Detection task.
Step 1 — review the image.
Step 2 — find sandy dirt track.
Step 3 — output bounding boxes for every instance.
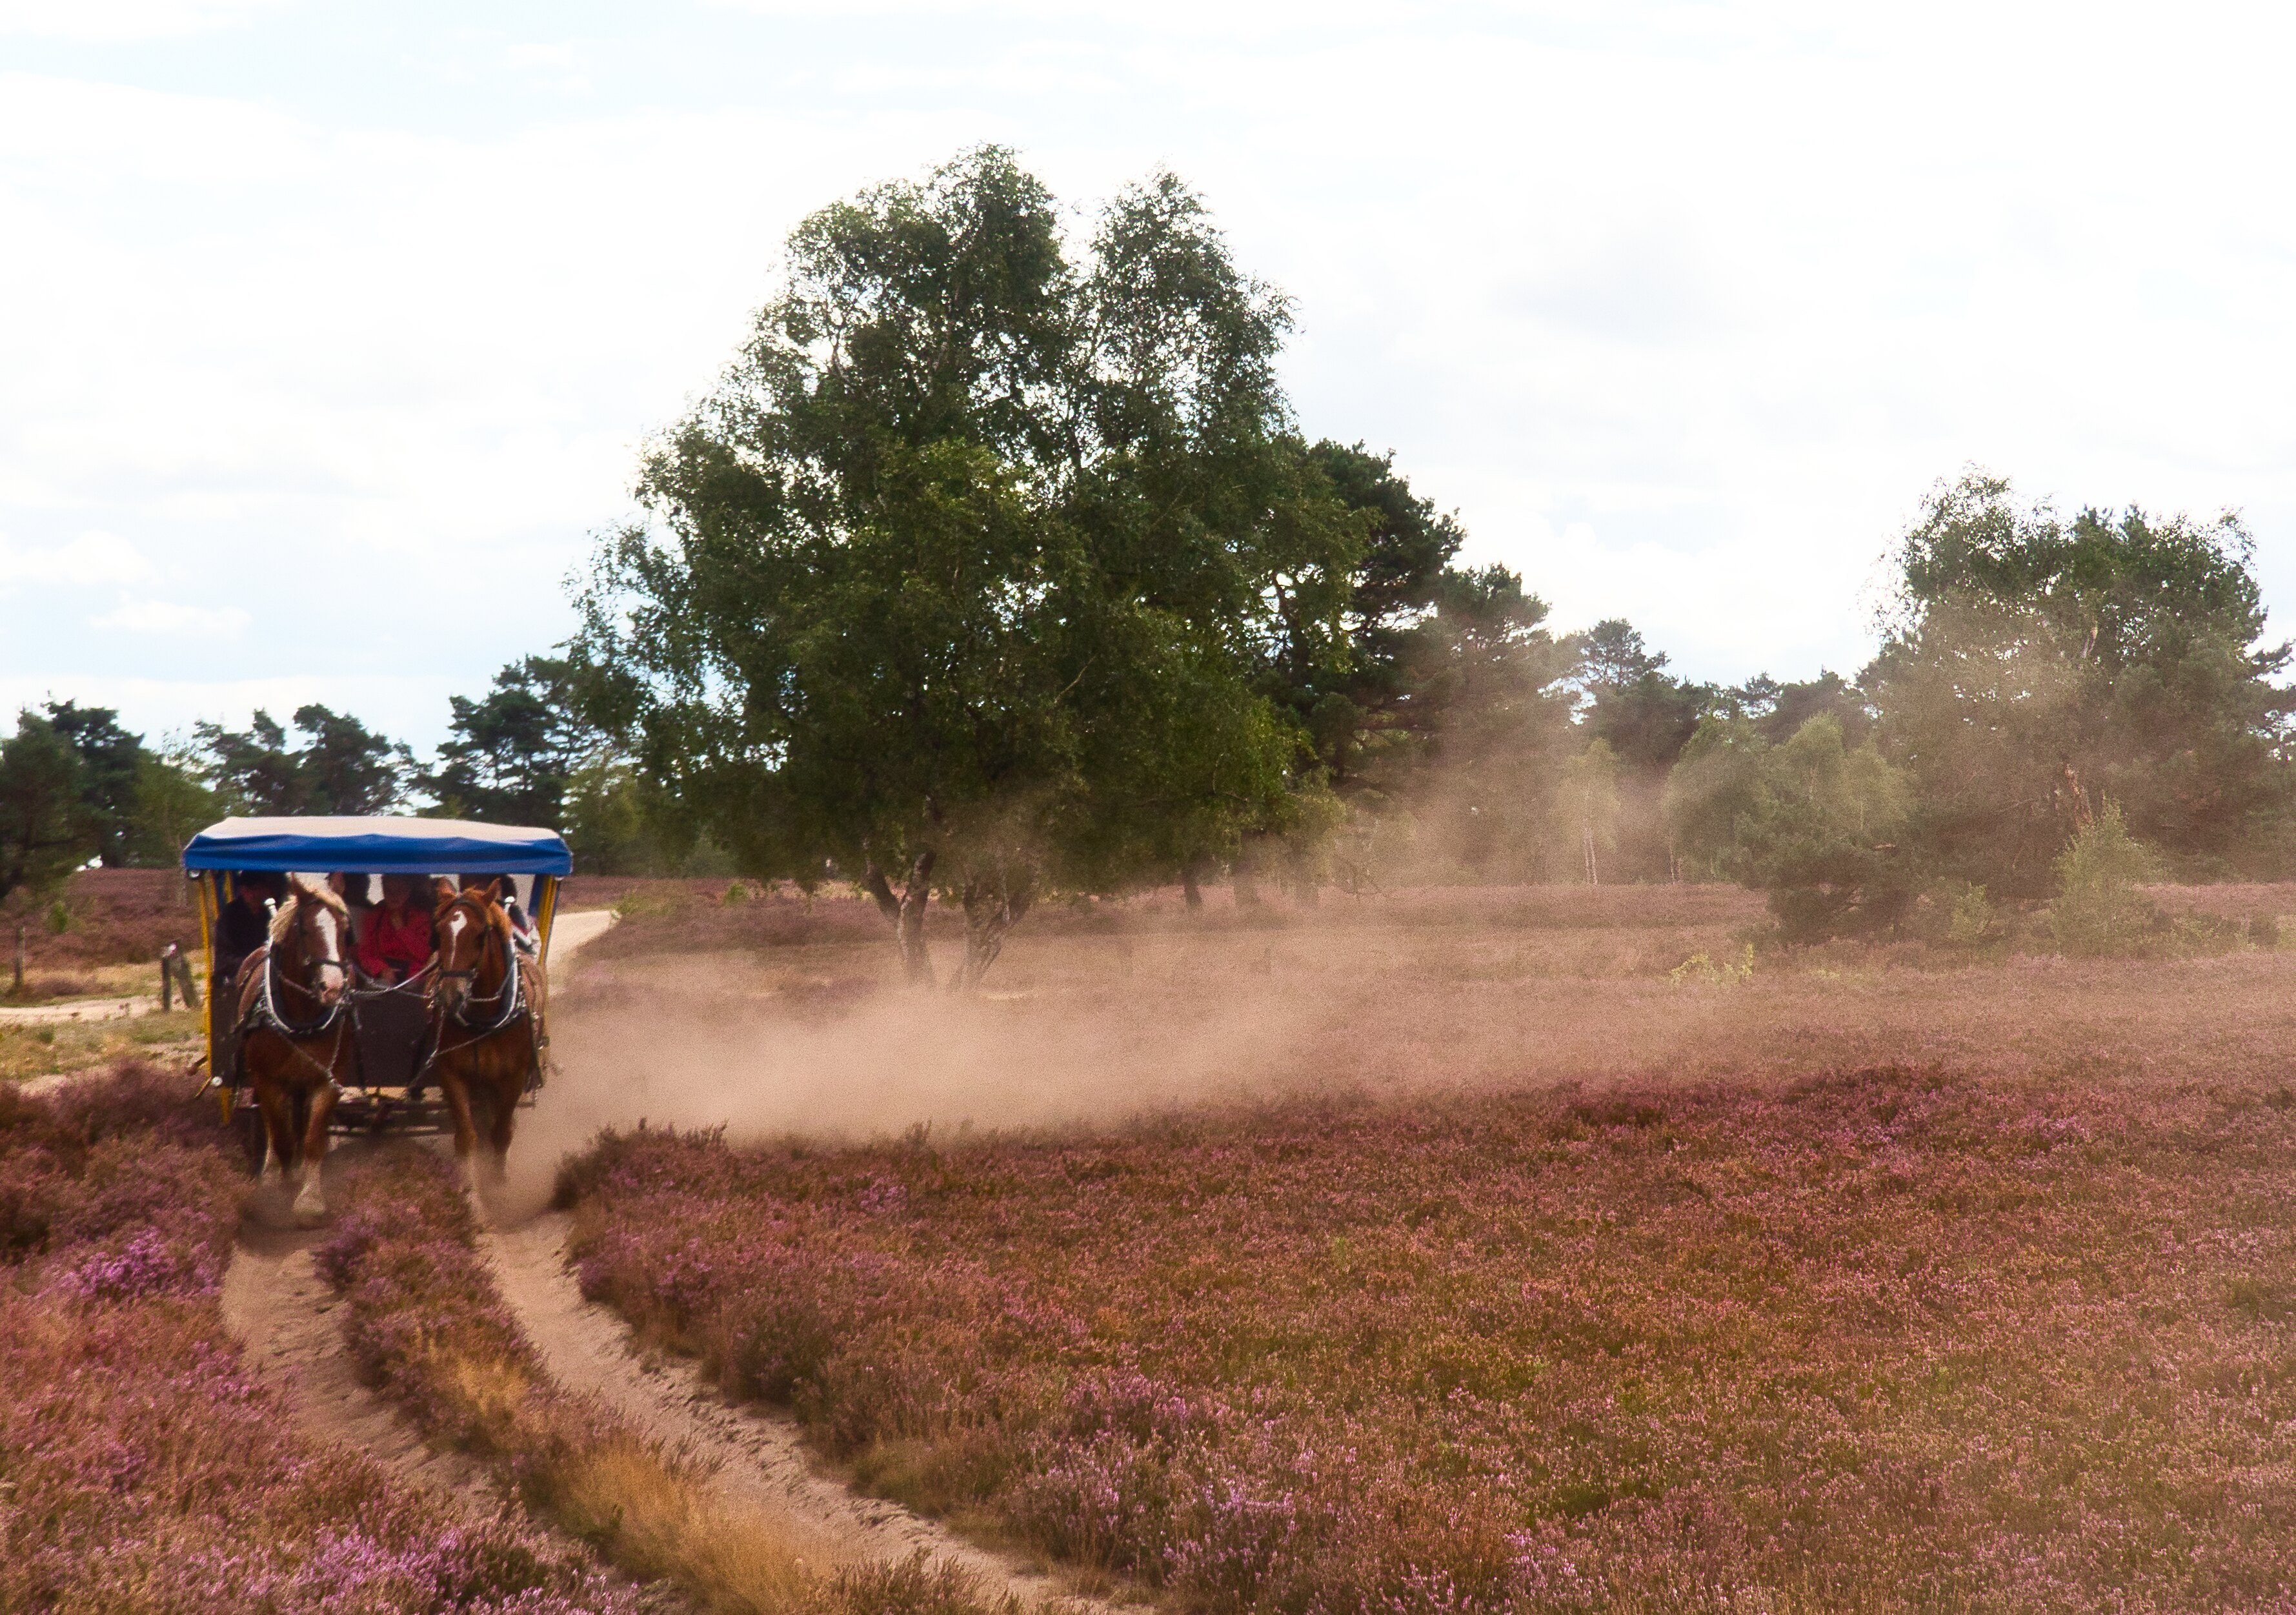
[222,1215,503,1514]
[485,1214,1101,1607]
[221,904,1102,1609]
[0,994,158,1026]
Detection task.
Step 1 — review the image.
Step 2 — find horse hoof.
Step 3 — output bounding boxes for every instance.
[291,1193,327,1228]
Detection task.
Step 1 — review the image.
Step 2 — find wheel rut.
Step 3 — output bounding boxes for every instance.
[221,1216,503,1513]
[482,1213,1110,1610]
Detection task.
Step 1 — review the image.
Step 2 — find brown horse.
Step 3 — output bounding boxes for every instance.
[429,879,547,1199]
[232,875,354,1226]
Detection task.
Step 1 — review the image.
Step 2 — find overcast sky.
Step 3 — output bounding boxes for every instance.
[4,1,2293,751]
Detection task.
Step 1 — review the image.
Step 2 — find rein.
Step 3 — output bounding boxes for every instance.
[244,898,352,1088]
[434,896,526,1037]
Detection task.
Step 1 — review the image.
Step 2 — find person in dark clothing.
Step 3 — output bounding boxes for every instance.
[213,871,282,996]
[458,873,539,956]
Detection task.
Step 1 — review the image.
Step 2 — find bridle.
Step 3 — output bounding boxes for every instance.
[433,893,525,1035]
[261,895,349,1037]
[248,892,352,1087]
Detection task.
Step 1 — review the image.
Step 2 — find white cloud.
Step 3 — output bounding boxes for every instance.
[6,4,2296,744]
[0,0,290,42]
[0,531,154,587]
[89,598,248,636]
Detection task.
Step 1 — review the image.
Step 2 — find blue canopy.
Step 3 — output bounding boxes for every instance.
[182,816,573,877]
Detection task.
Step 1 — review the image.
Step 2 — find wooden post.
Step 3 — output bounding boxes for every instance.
[160,944,174,1011]
[179,948,201,1010]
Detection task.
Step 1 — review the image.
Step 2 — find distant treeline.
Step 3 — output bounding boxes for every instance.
[6,150,2290,959]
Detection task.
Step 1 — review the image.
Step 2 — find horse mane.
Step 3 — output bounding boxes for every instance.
[269,878,348,945]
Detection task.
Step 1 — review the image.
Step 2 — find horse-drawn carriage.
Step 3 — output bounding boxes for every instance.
[184,817,572,1211]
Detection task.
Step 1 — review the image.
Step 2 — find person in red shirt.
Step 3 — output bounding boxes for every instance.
[356,873,435,984]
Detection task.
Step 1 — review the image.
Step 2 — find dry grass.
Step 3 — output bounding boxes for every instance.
[320,1148,1005,1615]
[0,1005,203,1082]
[538,879,2296,1612]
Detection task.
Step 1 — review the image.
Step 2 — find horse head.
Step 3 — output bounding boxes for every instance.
[432,877,507,1019]
[274,875,350,1008]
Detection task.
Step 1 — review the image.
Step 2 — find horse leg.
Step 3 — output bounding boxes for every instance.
[290,1082,338,1227]
[485,1063,520,1190]
[254,1078,294,1189]
[438,1060,482,1197]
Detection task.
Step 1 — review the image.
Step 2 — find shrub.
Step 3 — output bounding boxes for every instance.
[0,1063,632,1614]
[1945,881,1999,946]
[562,1073,2296,1614]
[2049,802,2158,956]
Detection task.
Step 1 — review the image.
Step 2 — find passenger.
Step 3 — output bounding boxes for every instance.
[213,871,283,992]
[328,871,376,946]
[458,872,539,957]
[356,873,436,985]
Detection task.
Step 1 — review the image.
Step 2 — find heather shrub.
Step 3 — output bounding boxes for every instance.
[565,1072,2296,1613]
[0,1062,636,1614]
[324,1145,1008,1615]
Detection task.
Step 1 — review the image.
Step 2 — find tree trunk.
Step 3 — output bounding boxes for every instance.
[1232,846,1262,909]
[867,855,936,986]
[1182,860,1204,911]
[1289,844,1320,909]
[951,869,1033,992]
[898,852,936,987]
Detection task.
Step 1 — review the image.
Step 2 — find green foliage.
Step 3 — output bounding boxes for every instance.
[1553,739,1622,884]
[43,701,144,867]
[0,711,96,910]
[1379,565,1576,881]
[124,746,217,867]
[1946,883,2000,948]
[1665,713,1914,939]
[194,706,413,817]
[1668,943,1754,985]
[2048,802,2159,957]
[43,898,70,934]
[1867,471,2295,893]
[427,656,587,827]
[574,148,1358,977]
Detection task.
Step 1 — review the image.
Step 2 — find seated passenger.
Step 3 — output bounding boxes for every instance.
[356,873,436,985]
[328,871,377,947]
[458,872,540,957]
[213,871,283,992]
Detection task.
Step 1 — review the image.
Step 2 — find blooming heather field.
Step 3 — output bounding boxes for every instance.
[563,1066,2296,1614]
[0,1064,638,1613]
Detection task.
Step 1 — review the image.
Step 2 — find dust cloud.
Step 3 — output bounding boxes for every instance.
[500,952,1330,1212]
[498,884,2296,1215]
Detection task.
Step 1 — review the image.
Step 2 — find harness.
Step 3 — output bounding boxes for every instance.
[235,902,352,1089]
[431,895,543,1093]
[434,897,526,1034]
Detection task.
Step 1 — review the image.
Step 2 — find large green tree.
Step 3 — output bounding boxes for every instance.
[429,656,588,828]
[43,701,143,868]
[196,706,413,817]
[1866,472,2295,891]
[574,148,1357,984]
[0,712,96,912]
